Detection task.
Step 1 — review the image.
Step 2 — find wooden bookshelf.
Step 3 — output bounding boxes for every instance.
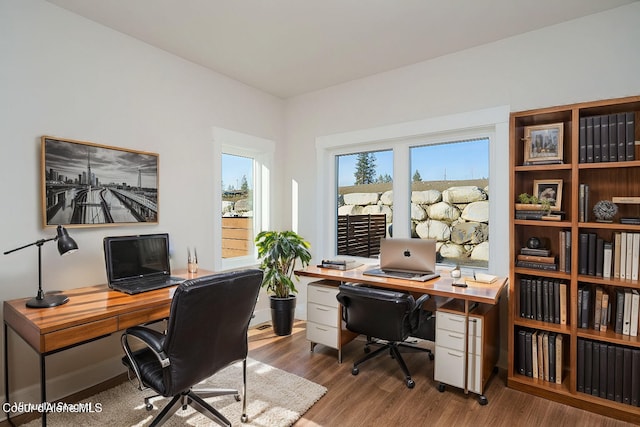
[508,95,640,423]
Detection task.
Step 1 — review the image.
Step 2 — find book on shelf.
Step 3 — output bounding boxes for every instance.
[516,254,556,264]
[525,331,533,377]
[593,116,601,163]
[632,233,640,281]
[623,288,632,336]
[587,233,597,276]
[548,333,556,383]
[625,111,635,161]
[579,117,586,163]
[594,287,603,331]
[555,334,563,385]
[612,196,640,204]
[586,116,594,163]
[537,332,544,380]
[615,346,623,403]
[516,260,557,271]
[531,331,538,378]
[585,340,593,394]
[577,338,585,393]
[559,282,567,325]
[520,247,551,257]
[599,342,608,399]
[607,344,616,401]
[617,113,626,162]
[615,289,625,334]
[623,348,632,405]
[630,290,639,337]
[592,341,600,397]
[609,113,618,162]
[517,330,526,375]
[632,349,640,406]
[600,292,610,332]
[614,232,622,279]
[603,242,613,279]
[620,217,640,225]
[625,233,633,280]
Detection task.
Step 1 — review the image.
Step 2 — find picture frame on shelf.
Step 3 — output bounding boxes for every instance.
[523,123,564,165]
[42,136,159,228]
[533,179,563,212]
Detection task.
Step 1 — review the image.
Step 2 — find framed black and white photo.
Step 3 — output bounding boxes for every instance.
[533,179,563,212]
[42,136,159,228]
[523,123,564,165]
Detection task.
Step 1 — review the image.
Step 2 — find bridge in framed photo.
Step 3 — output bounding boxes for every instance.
[42,136,159,228]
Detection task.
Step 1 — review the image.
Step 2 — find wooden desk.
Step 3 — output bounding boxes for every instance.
[296,265,507,402]
[3,269,213,426]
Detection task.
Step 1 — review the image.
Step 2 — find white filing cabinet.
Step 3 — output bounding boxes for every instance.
[306,280,357,363]
[434,300,499,404]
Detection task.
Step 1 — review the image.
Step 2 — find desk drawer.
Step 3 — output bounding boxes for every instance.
[436,326,482,354]
[308,283,339,307]
[119,305,170,330]
[308,302,338,326]
[307,321,338,348]
[436,311,466,333]
[434,345,465,388]
[44,317,118,353]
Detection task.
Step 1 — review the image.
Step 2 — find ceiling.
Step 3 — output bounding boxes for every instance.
[47,0,638,99]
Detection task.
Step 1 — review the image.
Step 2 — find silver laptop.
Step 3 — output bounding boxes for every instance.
[363,238,440,282]
[104,233,185,294]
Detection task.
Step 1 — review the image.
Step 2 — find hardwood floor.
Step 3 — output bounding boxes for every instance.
[248,321,636,427]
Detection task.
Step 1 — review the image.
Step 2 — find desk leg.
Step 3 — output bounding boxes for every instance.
[463,300,469,395]
[4,322,11,426]
[40,354,46,426]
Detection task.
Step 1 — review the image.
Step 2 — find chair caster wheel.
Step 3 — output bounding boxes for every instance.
[438,383,445,392]
[406,379,415,389]
[364,346,370,353]
[429,352,435,360]
[478,395,488,405]
[352,367,359,375]
[234,394,241,402]
[146,403,153,411]
[241,414,248,423]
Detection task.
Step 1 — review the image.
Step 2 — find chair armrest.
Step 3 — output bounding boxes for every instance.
[412,294,434,333]
[125,326,166,354]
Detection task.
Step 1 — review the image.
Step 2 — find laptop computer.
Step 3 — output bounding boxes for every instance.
[103,233,185,294]
[363,238,440,282]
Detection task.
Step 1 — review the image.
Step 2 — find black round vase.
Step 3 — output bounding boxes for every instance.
[270,295,296,336]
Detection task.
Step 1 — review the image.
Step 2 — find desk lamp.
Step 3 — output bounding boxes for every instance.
[3,225,78,308]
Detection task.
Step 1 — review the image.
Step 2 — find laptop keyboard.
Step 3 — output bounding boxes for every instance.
[117,276,182,294]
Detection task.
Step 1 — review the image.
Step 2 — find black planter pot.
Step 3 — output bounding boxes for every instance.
[270,295,296,336]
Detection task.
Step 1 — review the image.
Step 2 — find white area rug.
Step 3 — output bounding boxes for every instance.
[23,358,327,426]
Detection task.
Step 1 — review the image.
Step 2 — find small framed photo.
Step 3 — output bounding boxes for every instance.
[533,179,563,211]
[523,123,564,165]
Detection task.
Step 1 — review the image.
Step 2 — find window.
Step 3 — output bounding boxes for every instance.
[213,128,274,271]
[221,153,254,259]
[317,106,509,273]
[410,138,489,268]
[336,150,392,257]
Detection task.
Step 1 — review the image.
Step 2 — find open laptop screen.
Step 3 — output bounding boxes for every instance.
[379,238,436,274]
[104,233,171,283]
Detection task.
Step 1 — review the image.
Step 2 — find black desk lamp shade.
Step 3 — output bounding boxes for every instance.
[3,225,78,308]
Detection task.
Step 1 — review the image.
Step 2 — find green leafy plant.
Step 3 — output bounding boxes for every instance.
[255,230,312,298]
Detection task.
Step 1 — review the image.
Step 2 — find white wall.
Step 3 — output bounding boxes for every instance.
[283,3,640,363]
[0,0,283,406]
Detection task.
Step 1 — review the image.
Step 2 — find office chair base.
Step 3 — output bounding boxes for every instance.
[148,390,234,427]
[353,341,417,389]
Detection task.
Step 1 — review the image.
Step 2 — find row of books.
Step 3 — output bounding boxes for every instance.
[578,112,636,164]
[517,329,563,384]
[577,338,640,406]
[514,210,565,221]
[578,184,590,223]
[578,232,640,279]
[519,276,567,325]
[578,285,640,336]
[515,247,558,271]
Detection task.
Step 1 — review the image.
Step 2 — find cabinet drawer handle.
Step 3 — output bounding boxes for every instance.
[449,318,464,323]
[316,289,330,293]
[448,334,463,339]
[315,326,328,331]
[448,352,462,358]
[315,307,330,312]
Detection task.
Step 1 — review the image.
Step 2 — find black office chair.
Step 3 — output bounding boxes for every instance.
[336,282,435,388]
[121,269,262,427]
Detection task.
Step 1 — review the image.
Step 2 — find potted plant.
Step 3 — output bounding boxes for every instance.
[255,230,312,336]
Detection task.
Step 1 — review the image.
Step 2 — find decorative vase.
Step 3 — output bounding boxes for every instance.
[270,295,296,336]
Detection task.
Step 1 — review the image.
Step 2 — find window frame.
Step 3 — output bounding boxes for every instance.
[213,127,274,271]
[316,106,509,273]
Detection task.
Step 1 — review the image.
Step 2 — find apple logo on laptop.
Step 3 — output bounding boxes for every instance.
[403,249,411,257]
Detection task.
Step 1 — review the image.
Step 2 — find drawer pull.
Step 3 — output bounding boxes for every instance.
[315,307,330,312]
[450,318,464,323]
[315,326,329,332]
[448,334,462,339]
[448,352,462,358]
[316,289,330,293]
